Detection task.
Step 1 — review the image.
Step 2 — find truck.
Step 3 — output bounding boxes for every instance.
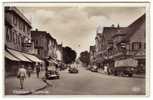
[113,58,138,77]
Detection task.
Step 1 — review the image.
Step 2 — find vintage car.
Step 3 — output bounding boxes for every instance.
[90,67,98,72]
[90,65,98,72]
[45,65,60,79]
[68,67,79,73]
[45,70,60,79]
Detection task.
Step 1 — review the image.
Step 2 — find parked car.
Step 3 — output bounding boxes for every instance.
[45,65,60,79]
[68,67,79,73]
[90,65,98,72]
[45,70,60,79]
[90,67,98,72]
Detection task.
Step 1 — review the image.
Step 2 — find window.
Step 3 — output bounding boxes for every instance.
[132,42,141,51]
[23,24,26,32]
[14,33,16,43]
[144,43,146,49]
[6,27,10,41]
[11,31,14,42]
[13,15,17,26]
[18,34,21,46]
[21,36,25,45]
[19,21,22,30]
[36,40,38,45]
[38,49,41,55]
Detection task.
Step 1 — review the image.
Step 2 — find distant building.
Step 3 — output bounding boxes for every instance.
[94,25,127,67]
[56,44,63,61]
[31,29,62,61]
[89,45,95,65]
[31,29,50,59]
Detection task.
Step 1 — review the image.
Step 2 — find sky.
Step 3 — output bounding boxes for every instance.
[18,6,145,57]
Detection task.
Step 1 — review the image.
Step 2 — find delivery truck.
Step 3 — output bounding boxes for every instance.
[113,58,138,77]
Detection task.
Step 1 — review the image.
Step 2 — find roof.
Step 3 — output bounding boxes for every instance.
[5,7,32,28]
[31,30,57,43]
[102,27,127,41]
[124,14,146,41]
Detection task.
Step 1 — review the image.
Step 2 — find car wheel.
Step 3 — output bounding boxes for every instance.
[128,73,133,77]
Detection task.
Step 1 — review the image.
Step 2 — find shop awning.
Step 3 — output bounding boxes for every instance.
[5,51,20,61]
[48,59,57,64]
[22,53,43,63]
[7,49,31,62]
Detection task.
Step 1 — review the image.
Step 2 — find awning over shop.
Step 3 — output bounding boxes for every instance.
[7,49,31,62]
[5,51,20,61]
[22,53,43,63]
[48,59,57,64]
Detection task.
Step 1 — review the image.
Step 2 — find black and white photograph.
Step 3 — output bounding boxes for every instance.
[4,2,150,95]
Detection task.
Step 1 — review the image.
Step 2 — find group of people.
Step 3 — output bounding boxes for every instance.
[17,63,41,89]
[90,63,112,75]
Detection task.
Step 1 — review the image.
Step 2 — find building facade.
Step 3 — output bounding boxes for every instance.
[5,7,42,76]
[31,29,62,61]
[93,14,146,73]
[89,45,96,65]
[5,7,32,52]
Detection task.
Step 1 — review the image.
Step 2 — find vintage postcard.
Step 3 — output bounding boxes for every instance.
[3,2,150,95]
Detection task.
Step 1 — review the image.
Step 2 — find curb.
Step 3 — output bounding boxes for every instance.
[17,78,49,95]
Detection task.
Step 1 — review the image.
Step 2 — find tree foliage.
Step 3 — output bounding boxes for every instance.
[62,46,77,64]
[79,51,90,65]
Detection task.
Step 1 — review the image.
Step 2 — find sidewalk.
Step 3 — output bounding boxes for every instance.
[5,71,47,95]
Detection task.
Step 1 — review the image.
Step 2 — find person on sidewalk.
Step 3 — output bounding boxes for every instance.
[27,65,32,78]
[36,63,40,78]
[17,65,27,89]
[104,64,108,74]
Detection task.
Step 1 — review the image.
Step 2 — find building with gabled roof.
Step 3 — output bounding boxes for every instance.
[93,14,146,72]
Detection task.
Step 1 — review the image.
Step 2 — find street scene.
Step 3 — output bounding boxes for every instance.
[4,3,148,95]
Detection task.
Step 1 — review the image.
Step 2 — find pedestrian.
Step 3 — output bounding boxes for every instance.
[27,65,32,78]
[104,65,108,74]
[36,63,40,78]
[17,65,27,89]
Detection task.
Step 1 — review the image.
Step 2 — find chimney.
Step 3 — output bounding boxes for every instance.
[35,28,38,31]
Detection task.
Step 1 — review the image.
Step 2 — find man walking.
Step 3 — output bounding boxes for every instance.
[27,65,32,78]
[36,63,40,78]
[17,65,27,89]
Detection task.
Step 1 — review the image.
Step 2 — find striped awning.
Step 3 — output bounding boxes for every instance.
[22,53,43,63]
[7,49,31,62]
[5,51,20,61]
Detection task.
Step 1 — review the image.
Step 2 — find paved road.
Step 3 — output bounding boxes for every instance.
[35,66,145,95]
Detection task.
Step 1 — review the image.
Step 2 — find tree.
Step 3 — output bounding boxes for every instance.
[62,46,77,64]
[79,51,90,66]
